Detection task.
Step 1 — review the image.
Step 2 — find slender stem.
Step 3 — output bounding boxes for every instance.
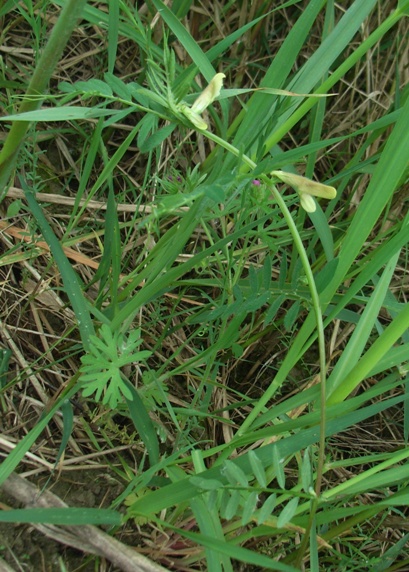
[203,130,327,563]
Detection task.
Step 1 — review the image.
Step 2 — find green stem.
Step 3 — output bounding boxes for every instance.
[203,130,327,561]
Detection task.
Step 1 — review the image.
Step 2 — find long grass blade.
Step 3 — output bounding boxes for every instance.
[23,187,95,349]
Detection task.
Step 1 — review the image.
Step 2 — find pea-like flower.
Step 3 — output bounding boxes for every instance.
[181,73,226,130]
[271,170,336,213]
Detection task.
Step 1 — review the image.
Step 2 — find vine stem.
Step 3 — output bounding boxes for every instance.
[203,130,327,563]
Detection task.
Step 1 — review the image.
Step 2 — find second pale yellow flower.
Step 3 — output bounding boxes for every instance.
[271,170,337,213]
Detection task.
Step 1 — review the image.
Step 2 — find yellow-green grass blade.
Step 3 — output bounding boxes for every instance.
[326,252,399,398]
[327,302,409,405]
[263,1,404,153]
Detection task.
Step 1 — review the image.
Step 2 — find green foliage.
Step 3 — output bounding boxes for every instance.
[80,325,151,408]
[1,0,409,570]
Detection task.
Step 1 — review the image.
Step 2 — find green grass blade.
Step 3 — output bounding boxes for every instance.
[0,383,79,486]
[0,0,88,199]
[399,0,409,13]
[67,117,105,229]
[54,398,74,466]
[191,496,231,572]
[112,196,207,330]
[104,188,122,315]
[326,252,399,396]
[124,380,160,466]
[0,508,121,526]
[70,122,142,229]
[367,343,409,377]
[108,0,119,74]
[327,94,409,291]
[327,302,409,405]
[24,188,95,349]
[174,528,300,571]
[150,0,215,80]
[0,107,118,121]
[243,91,409,430]
[227,0,325,154]
[265,3,404,151]
[323,449,409,502]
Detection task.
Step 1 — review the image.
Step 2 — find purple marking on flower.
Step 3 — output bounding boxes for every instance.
[252,179,261,186]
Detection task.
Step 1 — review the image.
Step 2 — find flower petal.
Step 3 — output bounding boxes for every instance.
[191,73,226,114]
[299,193,316,212]
[272,170,336,199]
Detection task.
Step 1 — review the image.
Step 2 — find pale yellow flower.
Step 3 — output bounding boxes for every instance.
[181,73,226,130]
[271,170,336,213]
